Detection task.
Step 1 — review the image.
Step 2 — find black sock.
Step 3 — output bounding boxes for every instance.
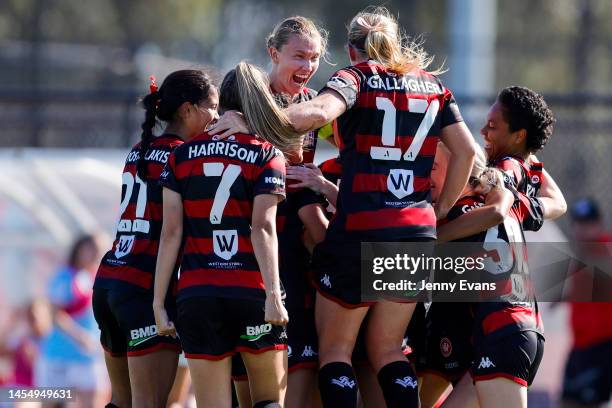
[377,361,419,408]
[318,362,358,408]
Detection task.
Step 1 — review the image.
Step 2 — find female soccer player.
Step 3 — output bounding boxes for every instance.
[418,144,497,408]
[482,86,566,222]
[284,7,476,407]
[93,70,218,408]
[430,149,543,408]
[210,16,330,407]
[153,61,302,408]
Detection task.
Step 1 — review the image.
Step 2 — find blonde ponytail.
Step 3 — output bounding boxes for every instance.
[219,61,303,153]
[348,6,444,75]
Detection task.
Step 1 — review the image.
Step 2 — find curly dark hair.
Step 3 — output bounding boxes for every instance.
[497,86,555,153]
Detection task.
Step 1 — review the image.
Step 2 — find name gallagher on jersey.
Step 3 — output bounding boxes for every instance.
[367,75,443,94]
[188,141,259,164]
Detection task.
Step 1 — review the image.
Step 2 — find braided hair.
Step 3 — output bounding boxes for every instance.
[137,70,214,180]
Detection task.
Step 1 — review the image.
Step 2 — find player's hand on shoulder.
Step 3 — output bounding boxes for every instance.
[208,110,249,139]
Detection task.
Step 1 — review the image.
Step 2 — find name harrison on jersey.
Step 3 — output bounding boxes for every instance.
[188,141,259,164]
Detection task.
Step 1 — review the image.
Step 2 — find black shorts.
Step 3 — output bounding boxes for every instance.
[562,339,612,405]
[311,241,368,308]
[471,331,544,387]
[311,238,433,307]
[231,304,317,381]
[92,288,180,357]
[421,302,473,383]
[176,296,287,360]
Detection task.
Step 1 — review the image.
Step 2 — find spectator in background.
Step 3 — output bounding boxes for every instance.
[0,300,52,408]
[35,234,108,408]
[561,198,612,408]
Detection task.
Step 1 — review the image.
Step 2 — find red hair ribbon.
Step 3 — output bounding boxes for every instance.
[149,75,158,93]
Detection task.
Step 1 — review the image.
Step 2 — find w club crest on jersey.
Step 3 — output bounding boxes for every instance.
[115,235,135,258]
[388,169,414,199]
[213,230,238,260]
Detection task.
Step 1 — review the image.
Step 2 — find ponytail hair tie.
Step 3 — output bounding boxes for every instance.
[149,75,158,93]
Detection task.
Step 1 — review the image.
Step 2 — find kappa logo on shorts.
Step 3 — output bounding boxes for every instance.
[128,325,158,347]
[395,376,418,389]
[331,376,356,389]
[478,356,496,369]
[240,324,272,342]
[213,230,238,260]
[115,235,135,258]
[320,274,332,288]
[301,345,318,357]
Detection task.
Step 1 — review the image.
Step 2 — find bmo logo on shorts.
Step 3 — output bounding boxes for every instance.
[213,230,238,260]
[387,169,414,199]
[241,324,272,341]
[115,235,135,258]
[128,325,158,347]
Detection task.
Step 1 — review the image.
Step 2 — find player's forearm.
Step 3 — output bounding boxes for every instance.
[438,189,512,242]
[153,224,182,306]
[286,102,328,133]
[539,197,566,220]
[438,207,501,242]
[319,178,339,208]
[538,169,567,220]
[252,222,282,295]
[299,204,329,246]
[437,154,474,218]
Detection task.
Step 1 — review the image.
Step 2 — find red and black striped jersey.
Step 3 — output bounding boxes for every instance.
[491,156,545,232]
[444,195,543,343]
[95,134,183,292]
[274,87,319,164]
[321,60,463,242]
[160,132,286,301]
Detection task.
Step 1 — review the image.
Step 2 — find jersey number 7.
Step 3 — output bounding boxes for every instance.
[203,162,242,260]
